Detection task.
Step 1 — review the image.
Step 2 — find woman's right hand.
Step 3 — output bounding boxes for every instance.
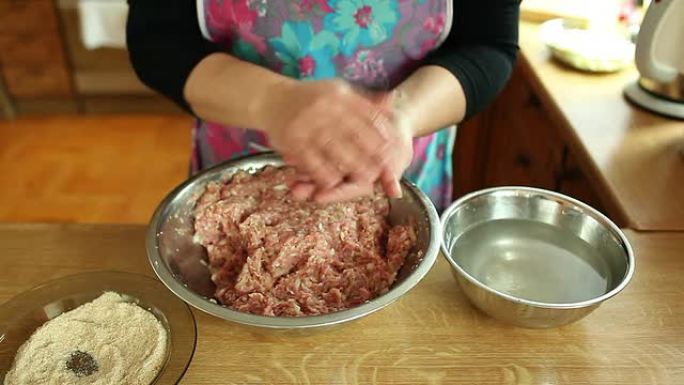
[253,79,394,192]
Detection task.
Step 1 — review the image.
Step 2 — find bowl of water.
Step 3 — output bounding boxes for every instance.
[441,187,635,328]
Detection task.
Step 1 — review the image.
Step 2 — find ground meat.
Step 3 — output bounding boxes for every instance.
[193,166,416,317]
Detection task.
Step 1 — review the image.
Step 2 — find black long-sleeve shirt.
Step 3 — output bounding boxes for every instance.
[126,0,520,120]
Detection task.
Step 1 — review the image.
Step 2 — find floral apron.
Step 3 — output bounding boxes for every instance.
[193,0,455,210]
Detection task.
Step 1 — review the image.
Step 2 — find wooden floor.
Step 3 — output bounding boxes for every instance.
[0,114,192,223]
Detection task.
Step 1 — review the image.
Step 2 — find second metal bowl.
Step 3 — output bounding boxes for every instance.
[441,187,635,328]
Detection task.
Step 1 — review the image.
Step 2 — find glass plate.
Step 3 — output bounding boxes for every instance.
[0,271,197,384]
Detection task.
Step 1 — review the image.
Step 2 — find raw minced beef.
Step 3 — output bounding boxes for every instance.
[193,166,416,317]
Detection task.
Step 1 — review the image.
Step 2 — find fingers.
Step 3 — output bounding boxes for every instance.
[350,101,392,154]
[380,167,402,199]
[297,149,343,189]
[321,125,384,184]
[341,100,394,184]
[313,180,375,204]
[291,182,317,201]
[294,172,312,183]
[270,80,407,202]
[291,173,401,203]
[294,97,388,188]
[319,136,357,173]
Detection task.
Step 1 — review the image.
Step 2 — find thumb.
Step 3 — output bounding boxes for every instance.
[380,167,402,199]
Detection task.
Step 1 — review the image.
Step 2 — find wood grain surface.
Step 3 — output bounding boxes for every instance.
[518,22,684,231]
[0,224,682,384]
[0,115,190,223]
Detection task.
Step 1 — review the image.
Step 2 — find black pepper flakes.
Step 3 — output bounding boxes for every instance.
[66,350,98,377]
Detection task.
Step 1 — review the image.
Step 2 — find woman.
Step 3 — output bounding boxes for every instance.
[127,0,520,211]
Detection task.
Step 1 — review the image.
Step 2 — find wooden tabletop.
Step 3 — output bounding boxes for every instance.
[1,223,683,384]
[518,22,684,231]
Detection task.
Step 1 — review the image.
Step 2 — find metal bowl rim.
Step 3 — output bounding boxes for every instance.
[147,152,441,329]
[439,186,636,310]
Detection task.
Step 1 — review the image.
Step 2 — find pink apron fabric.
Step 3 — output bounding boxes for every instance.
[193,0,456,210]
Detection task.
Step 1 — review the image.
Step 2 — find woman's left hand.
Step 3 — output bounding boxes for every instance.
[291,91,415,203]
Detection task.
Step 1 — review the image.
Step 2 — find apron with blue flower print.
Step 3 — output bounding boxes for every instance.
[194,0,455,210]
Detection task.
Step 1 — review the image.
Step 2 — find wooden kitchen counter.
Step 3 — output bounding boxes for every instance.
[517,22,684,231]
[1,223,682,384]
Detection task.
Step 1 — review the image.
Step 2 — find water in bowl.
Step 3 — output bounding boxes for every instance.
[450,219,611,304]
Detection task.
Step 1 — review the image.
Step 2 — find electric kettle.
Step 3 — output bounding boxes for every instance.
[624,0,684,119]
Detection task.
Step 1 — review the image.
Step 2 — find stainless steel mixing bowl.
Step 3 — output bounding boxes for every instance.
[441,187,635,328]
[147,152,440,329]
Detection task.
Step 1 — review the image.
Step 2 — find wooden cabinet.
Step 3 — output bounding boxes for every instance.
[481,67,564,189]
[0,0,181,116]
[454,63,608,217]
[2,65,72,98]
[0,33,65,65]
[555,147,606,212]
[0,1,73,99]
[0,1,59,34]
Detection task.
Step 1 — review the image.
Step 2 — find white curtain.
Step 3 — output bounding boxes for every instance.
[77,0,129,50]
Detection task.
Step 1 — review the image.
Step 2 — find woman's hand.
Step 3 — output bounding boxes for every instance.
[378,105,414,199]
[290,91,415,204]
[254,79,393,191]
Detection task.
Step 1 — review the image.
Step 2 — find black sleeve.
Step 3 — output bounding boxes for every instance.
[126,0,220,112]
[425,0,521,120]
[127,0,519,118]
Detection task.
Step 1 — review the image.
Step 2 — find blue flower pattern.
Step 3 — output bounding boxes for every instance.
[324,0,399,56]
[270,21,339,79]
[233,39,262,64]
